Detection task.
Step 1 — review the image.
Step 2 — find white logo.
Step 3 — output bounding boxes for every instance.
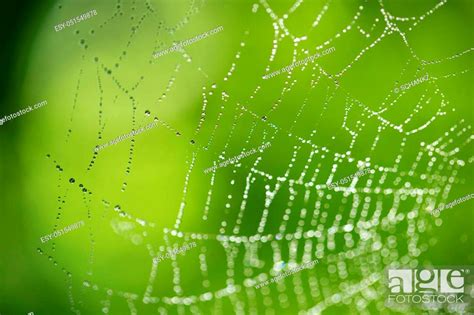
[388,269,465,294]
[387,268,470,306]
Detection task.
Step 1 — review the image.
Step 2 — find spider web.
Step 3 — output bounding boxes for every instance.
[34,0,474,314]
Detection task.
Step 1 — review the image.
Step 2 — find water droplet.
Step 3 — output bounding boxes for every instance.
[190,139,195,144]
[83,280,91,287]
[69,178,75,183]
[211,83,217,89]
[114,205,121,211]
[145,110,150,116]
[261,116,267,121]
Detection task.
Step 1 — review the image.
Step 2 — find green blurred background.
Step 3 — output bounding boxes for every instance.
[1,0,473,314]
